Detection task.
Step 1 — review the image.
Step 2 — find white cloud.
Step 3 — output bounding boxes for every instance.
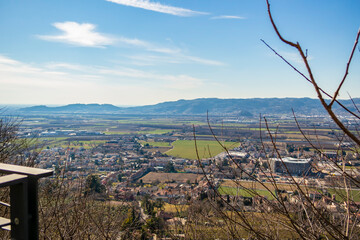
[38,22,115,47]
[38,22,181,53]
[106,0,208,17]
[38,21,223,66]
[118,37,149,47]
[0,55,83,87]
[45,63,86,71]
[97,67,204,88]
[0,54,205,104]
[183,55,224,66]
[165,75,203,89]
[125,53,224,66]
[115,38,224,66]
[148,46,181,54]
[126,55,182,66]
[0,55,21,65]
[279,51,313,64]
[211,15,246,20]
[118,37,181,54]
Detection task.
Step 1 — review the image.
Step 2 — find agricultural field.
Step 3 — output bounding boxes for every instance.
[222,179,298,191]
[103,131,128,135]
[166,140,240,160]
[40,137,107,149]
[18,113,344,155]
[221,180,360,202]
[327,188,360,202]
[104,129,174,135]
[218,186,275,200]
[178,212,301,239]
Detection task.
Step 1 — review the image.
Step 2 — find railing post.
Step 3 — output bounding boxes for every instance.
[27,177,39,240]
[0,163,53,239]
[10,178,28,240]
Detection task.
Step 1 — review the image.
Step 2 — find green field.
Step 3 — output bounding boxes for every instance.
[327,188,360,202]
[137,129,174,135]
[116,119,205,126]
[41,138,106,149]
[218,186,275,200]
[104,129,173,135]
[219,183,360,202]
[165,140,239,160]
[104,131,129,135]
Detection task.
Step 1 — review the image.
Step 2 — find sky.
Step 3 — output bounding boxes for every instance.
[0,0,359,106]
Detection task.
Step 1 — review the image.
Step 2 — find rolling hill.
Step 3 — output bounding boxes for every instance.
[19,98,359,116]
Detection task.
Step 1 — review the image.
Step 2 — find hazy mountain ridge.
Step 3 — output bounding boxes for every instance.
[19,98,360,116]
[21,103,123,113]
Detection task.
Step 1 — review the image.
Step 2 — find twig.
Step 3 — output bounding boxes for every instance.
[265,0,360,147]
[329,28,360,108]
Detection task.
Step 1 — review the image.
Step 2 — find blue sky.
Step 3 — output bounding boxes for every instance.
[0,0,359,106]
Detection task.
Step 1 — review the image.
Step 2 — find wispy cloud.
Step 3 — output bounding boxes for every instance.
[0,55,80,88]
[0,55,219,105]
[117,37,181,54]
[117,37,149,48]
[0,55,204,90]
[125,53,224,66]
[0,55,64,77]
[45,63,86,71]
[106,0,208,17]
[279,51,313,64]
[126,55,182,66]
[38,21,223,66]
[165,75,203,89]
[116,37,224,66]
[38,22,181,53]
[38,22,115,47]
[211,15,246,20]
[0,55,21,65]
[183,55,224,66]
[97,67,204,89]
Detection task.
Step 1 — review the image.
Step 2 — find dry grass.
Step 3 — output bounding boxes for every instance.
[222,179,303,192]
[163,203,188,213]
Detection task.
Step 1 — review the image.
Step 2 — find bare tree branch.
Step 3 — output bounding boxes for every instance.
[265,0,360,146]
[330,28,360,108]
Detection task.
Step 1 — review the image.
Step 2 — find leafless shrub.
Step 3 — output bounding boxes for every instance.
[38,169,129,239]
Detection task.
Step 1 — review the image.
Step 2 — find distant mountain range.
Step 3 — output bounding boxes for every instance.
[21,103,120,113]
[19,98,360,117]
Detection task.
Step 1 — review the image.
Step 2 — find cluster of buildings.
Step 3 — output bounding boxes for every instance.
[31,131,360,224]
[18,128,104,137]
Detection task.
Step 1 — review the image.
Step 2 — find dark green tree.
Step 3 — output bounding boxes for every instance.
[121,207,142,238]
[143,216,165,236]
[84,174,106,196]
[141,194,155,216]
[164,161,176,173]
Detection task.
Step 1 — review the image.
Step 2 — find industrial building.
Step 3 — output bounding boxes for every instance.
[269,157,312,176]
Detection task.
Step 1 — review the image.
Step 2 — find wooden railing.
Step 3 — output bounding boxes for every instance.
[0,163,53,240]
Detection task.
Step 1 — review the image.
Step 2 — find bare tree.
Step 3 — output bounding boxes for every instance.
[0,111,42,239]
[38,168,131,239]
[0,110,39,165]
[0,111,131,239]
[191,1,360,239]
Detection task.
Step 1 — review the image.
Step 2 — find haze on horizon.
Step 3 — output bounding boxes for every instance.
[0,0,359,106]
